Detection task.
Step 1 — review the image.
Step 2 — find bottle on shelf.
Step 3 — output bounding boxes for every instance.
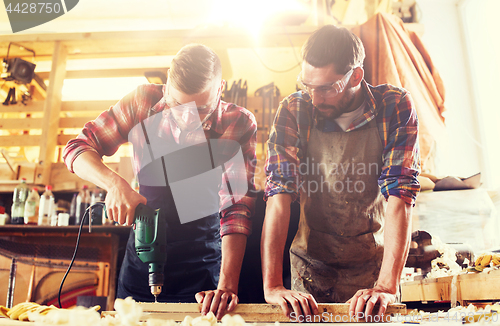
[69,193,77,225]
[38,185,55,226]
[0,206,9,225]
[11,178,30,224]
[24,188,40,225]
[75,185,91,225]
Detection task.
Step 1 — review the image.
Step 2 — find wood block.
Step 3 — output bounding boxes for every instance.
[458,270,500,301]
[401,269,500,303]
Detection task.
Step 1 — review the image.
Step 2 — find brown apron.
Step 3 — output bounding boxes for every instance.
[290,118,386,302]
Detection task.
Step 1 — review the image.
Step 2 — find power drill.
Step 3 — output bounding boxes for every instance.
[98,202,167,301]
[133,203,167,302]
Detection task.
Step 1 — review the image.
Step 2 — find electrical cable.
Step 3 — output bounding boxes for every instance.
[251,48,301,74]
[5,42,36,62]
[284,26,302,67]
[57,202,106,308]
[251,27,303,74]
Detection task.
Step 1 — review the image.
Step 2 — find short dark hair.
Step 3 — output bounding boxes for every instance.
[169,44,222,95]
[302,25,365,74]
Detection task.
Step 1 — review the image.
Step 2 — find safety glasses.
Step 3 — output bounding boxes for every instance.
[297,68,354,98]
[165,79,223,115]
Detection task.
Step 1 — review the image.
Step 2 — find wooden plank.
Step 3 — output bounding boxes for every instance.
[57,134,77,146]
[61,100,116,112]
[0,27,316,60]
[37,41,68,186]
[18,164,36,183]
[0,96,271,115]
[59,117,92,129]
[0,181,44,193]
[49,162,120,192]
[0,116,96,130]
[459,269,500,301]
[0,134,77,147]
[0,118,43,129]
[0,318,27,325]
[0,102,44,113]
[401,276,452,302]
[0,24,422,62]
[31,77,47,99]
[128,303,406,322]
[37,68,169,80]
[0,135,41,147]
[0,149,18,177]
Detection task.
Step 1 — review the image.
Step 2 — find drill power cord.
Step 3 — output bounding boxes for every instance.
[57,202,106,308]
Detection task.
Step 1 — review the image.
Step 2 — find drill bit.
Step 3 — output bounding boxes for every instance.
[151,285,162,303]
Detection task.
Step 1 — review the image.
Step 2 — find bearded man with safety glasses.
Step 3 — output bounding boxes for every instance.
[262,25,420,320]
[63,44,257,319]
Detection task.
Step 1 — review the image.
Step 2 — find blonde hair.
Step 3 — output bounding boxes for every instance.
[169,44,222,95]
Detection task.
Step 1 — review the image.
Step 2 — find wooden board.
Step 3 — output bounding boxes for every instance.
[401,269,500,303]
[0,318,26,326]
[103,303,406,323]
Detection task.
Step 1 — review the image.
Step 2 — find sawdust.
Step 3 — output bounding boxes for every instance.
[30,297,250,326]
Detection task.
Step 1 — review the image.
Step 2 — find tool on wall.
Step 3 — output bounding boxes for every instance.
[223,79,247,108]
[254,82,280,157]
[2,87,17,105]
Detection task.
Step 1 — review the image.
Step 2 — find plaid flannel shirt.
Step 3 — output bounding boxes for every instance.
[265,81,420,206]
[63,84,257,236]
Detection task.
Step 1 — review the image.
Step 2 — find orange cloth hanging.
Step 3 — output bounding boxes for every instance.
[352,13,446,172]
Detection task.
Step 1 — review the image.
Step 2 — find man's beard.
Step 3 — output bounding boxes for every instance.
[315,89,356,120]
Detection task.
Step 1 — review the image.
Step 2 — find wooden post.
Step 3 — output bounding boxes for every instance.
[37,41,67,186]
[312,0,325,26]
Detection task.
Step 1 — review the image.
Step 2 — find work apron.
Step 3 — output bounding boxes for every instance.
[117,139,222,303]
[290,118,386,303]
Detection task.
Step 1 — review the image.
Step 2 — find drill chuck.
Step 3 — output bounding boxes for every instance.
[149,271,164,287]
[149,271,163,299]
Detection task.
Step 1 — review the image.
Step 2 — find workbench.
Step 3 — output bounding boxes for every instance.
[0,225,131,311]
[0,320,469,326]
[0,302,483,325]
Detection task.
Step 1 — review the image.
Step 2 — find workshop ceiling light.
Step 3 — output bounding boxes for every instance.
[208,0,308,34]
[2,58,36,84]
[2,43,37,84]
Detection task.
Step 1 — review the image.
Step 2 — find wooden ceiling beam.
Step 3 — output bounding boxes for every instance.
[0,26,315,58]
[36,67,169,79]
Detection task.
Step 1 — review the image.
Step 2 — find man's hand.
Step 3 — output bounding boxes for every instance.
[264,285,319,319]
[348,286,395,321]
[104,179,147,225]
[195,288,238,320]
[71,151,147,225]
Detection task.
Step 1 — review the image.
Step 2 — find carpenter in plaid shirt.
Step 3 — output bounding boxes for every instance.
[261,25,420,319]
[63,44,256,318]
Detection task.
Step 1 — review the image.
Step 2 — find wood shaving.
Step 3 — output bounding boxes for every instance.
[23,297,250,326]
[426,236,464,278]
